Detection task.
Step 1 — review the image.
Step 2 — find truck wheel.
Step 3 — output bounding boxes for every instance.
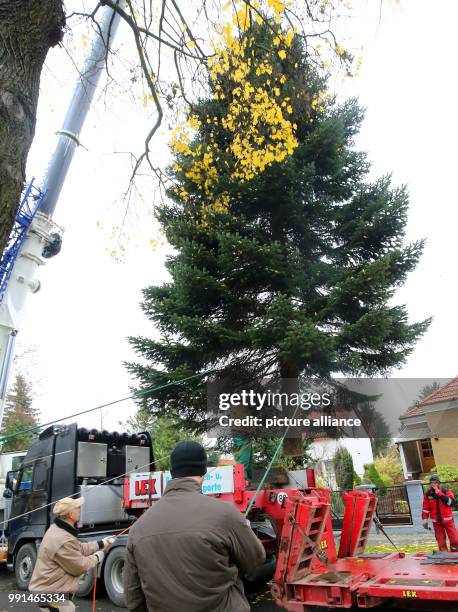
[103,547,126,607]
[75,569,95,597]
[14,543,37,590]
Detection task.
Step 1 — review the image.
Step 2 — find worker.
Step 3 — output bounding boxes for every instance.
[422,474,458,552]
[124,440,266,612]
[29,496,115,611]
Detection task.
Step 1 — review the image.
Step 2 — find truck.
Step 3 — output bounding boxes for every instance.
[3,423,154,606]
[5,422,458,610]
[3,421,316,607]
[0,450,26,562]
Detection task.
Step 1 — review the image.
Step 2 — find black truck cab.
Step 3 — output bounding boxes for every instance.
[4,422,153,604]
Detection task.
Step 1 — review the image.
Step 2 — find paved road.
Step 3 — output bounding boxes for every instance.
[0,567,276,611]
[0,566,453,612]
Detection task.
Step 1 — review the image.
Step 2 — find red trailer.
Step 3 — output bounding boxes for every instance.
[272,489,458,610]
[124,465,458,610]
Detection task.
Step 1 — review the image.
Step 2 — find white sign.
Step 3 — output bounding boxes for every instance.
[202,465,234,495]
[163,466,234,495]
[129,466,234,501]
[129,472,162,501]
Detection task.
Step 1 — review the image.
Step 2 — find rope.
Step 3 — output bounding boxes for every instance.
[92,566,97,612]
[91,524,133,612]
[6,449,226,525]
[244,406,301,518]
[0,370,213,444]
[7,454,168,523]
[372,515,403,555]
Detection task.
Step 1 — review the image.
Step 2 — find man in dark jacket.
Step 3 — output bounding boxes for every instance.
[422,474,458,552]
[124,441,266,611]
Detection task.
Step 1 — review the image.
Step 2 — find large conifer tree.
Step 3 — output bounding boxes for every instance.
[1,373,38,451]
[127,23,430,436]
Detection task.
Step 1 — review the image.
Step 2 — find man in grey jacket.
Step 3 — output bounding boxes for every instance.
[124,441,266,611]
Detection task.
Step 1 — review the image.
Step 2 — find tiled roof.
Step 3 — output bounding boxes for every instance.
[401,376,458,419]
[401,403,426,419]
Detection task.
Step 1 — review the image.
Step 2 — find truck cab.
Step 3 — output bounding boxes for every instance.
[0,450,26,530]
[3,422,153,604]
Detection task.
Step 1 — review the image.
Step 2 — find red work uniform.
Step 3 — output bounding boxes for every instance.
[422,486,458,551]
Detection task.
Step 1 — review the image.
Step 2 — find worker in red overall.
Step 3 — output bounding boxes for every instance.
[422,474,458,552]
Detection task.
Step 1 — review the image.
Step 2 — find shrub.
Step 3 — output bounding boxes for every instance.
[374,447,404,485]
[431,465,458,481]
[333,447,354,491]
[394,500,409,513]
[430,465,458,496]
[363,463,386,490]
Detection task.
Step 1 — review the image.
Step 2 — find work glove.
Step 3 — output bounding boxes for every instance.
[94,550,105,564]
[103,536,116,549]
[422,519,429,530]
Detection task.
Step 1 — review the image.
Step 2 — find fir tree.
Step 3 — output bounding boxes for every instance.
[357,402,391,457]
[121,410,219,469]
[417,381,441,402]
[127,23,430,438]
[333,447,354,491]
[1,374,39,452]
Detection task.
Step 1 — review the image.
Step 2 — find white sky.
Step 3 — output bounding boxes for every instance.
[11,0,458,433]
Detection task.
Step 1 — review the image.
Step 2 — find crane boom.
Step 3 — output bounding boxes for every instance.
[0,1,125,428]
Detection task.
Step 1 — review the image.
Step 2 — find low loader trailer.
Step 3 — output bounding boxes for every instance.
[270,490,458,610]
[4,422,458,609]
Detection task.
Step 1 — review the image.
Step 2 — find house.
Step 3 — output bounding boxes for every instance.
[395,376,458,479]
[308,436,374,489]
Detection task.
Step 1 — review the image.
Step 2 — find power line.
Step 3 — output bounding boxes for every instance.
[0,370,213,444]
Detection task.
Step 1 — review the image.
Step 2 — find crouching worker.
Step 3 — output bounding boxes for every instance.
[124,441,266,612]
[422,474,458,552]
[29,496,114,611]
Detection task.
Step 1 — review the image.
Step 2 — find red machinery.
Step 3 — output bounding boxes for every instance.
[272,489,458,610]
[124,465,458,610]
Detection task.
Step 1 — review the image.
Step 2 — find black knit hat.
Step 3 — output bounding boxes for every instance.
[430,474,441,483]
[170,441,208,478]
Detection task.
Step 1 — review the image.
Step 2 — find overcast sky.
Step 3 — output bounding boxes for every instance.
[11,0,458,434]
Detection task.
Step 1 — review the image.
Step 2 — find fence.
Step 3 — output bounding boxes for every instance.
[374,484,412,525]
[330,484,412,528]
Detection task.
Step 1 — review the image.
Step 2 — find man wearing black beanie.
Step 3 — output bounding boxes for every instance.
[124,440,265,611]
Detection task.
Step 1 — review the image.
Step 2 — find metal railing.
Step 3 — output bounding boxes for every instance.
[330,484,412,527]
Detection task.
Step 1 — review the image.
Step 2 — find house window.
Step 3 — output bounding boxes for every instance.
[420,439,433,458]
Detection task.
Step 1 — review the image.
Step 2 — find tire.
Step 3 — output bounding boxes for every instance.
[75,568,95,597]
[103,546,126,607]
[14,543,37,590]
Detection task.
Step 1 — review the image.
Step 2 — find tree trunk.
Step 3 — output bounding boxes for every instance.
[280,358,304,456]
[0,0,65,254]
[271,193,304,456]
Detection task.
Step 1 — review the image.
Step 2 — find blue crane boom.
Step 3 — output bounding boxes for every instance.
[0,1,125,428]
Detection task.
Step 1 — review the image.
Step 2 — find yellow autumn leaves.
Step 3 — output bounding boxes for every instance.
[169,0,303,217]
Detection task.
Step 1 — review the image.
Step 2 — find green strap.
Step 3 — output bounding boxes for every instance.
[244,406,301,517]
[0,370,212,444]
